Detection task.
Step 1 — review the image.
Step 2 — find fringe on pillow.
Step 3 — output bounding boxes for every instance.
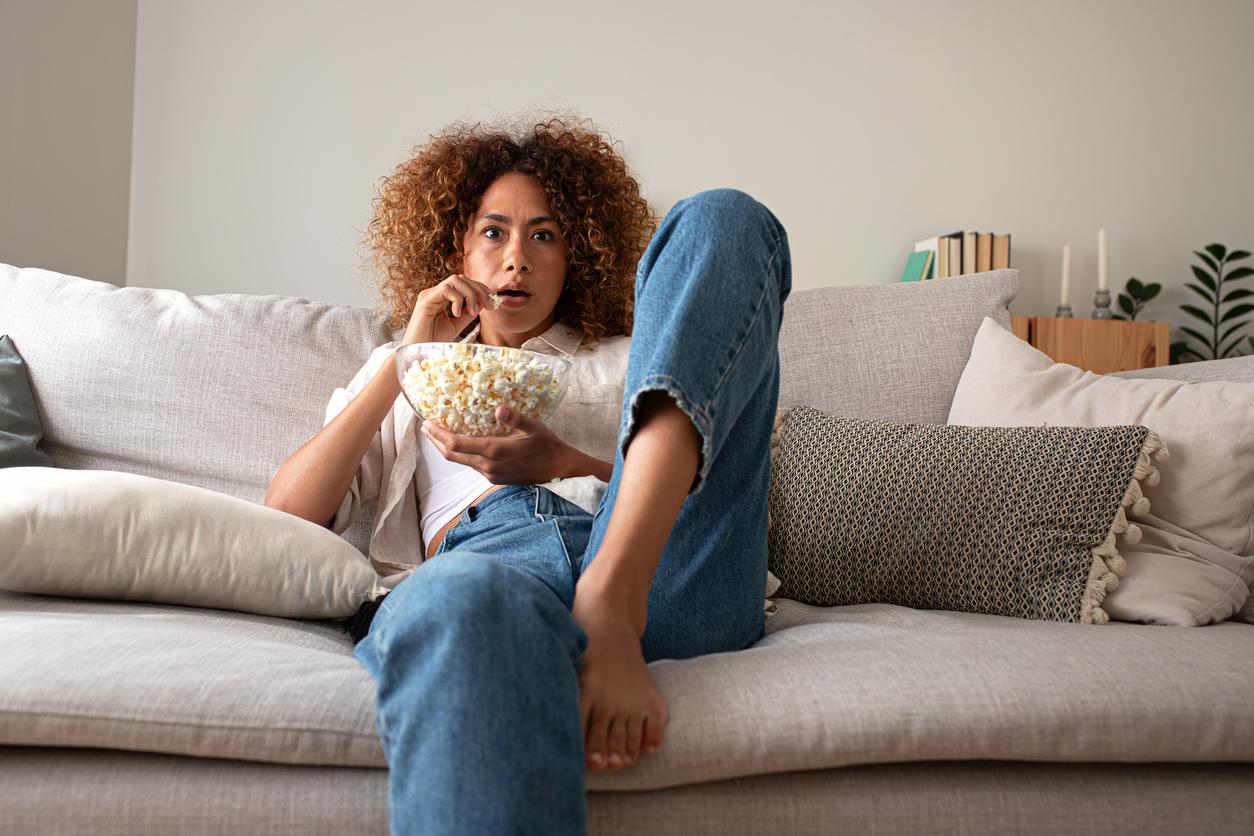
[766,407,795,538]
[1081,429,1170,624]
[770,407,794,467]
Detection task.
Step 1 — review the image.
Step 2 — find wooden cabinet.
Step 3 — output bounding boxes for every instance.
[1008,316,1170,374]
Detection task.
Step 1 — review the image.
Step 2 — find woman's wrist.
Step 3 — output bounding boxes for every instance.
[561,445,614,481]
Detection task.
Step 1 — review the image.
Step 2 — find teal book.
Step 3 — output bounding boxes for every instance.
[901,250,934,282]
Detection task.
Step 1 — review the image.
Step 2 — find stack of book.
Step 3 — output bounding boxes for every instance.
[902,231,1011,282]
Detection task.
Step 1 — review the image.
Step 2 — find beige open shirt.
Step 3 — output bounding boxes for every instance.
[324,319,780,618]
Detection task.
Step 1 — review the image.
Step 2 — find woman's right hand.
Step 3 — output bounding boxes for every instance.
[401,274,496,345]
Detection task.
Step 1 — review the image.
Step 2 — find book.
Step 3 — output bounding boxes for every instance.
[992,234,1012,269]
[943,231,963,278]
[913,237,939,279]
[901,250,934,282]
[962,231,977,275]
[977,233,993,272]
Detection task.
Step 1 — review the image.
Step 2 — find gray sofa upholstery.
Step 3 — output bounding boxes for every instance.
[1,263,1251,834]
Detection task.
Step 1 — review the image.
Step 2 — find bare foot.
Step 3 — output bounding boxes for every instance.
[571,591,668,772]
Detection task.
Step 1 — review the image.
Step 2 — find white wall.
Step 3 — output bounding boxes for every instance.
[119,0,1254,328]
[0,0,137,286]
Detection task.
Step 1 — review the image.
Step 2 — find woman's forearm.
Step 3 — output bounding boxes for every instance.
[264,358,401,526]
[564,447,614,482]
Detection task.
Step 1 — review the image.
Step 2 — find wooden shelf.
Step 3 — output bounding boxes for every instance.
[1008,316,1170,374]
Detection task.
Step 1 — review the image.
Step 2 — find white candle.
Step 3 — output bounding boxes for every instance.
[1098,227,1108,290]
[1061,243,1072,306]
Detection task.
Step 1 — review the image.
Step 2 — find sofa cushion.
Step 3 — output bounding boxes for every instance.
[0,467,388,619]
[1113,356,1254,624]
[777,268,1019,424]
[3,590,1252,792]
[767,407,1167,624]
[0,265,392,555]
[0,335,52,468]
[948,317,1254,626]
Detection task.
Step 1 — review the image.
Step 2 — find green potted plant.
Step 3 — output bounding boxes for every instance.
[1111,278,1160,321]
[1169,244,1253,363]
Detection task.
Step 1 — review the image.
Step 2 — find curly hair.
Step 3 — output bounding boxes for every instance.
[363,112,658,349]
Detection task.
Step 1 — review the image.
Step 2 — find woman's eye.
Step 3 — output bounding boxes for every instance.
[482,227,555,242]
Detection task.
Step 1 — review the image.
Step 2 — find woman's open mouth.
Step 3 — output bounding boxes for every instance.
[494,289,531,308]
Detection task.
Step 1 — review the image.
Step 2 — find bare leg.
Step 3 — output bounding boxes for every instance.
[570,390,699,773]
[577,391,700,630]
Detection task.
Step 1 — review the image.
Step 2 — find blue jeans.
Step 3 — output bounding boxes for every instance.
[354,188,792,835]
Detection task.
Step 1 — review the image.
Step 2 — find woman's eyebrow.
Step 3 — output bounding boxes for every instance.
[480,212,557,225]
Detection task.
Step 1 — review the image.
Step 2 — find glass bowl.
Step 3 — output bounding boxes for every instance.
[395,342,572,437]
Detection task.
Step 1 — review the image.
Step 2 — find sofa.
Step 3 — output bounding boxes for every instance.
[1,262,1251,835]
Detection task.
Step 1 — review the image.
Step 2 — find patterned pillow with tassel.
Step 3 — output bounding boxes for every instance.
[767,406,1168,624]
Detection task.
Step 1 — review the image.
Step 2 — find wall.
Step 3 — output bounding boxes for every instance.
[0,0,137,286]
[61,1,1254,334]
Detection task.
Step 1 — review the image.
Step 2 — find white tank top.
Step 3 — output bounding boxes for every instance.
[414,427,494,554]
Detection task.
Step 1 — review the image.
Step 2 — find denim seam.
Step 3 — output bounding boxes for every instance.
[707,225,783,409]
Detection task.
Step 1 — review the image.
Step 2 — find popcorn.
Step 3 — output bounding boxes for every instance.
[401,343,563,436]
[488,293,503,310]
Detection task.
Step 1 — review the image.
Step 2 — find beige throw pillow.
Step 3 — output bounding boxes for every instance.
[947,317,1254,625]
[0,467,388,619]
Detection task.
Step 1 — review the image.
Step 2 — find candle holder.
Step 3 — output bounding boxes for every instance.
[1091,288,1114,319]
[1054,304,1074,318]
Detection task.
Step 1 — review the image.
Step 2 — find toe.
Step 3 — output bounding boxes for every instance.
[607,715,628,769]
[623,714,642,764]
[585,707,611,772]
[642,713,664,754]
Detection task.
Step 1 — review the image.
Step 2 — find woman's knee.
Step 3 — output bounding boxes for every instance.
[376,551,578,648]
[674,188,780,234]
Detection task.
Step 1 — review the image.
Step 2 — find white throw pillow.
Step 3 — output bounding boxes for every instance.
[0,467,388,619]
[947,317,1254,626]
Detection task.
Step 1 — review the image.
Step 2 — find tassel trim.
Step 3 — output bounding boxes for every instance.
[1081,429,1169,624]
[342,592,389,645]
[770,406,793,468]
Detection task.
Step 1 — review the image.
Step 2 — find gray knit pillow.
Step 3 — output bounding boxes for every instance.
[767,406,1168,624]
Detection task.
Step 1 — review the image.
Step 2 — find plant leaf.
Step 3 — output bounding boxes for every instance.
[1194,250,1219,272]
[1178,325,1208,348]
[1185,283,1214,303]
[1220,319,1247,345]
[1222,287,1254,304]
[1219,334,1246,358]
[1219,302,1254,323]
[1227,249,1251,262]
[1126,277,1144,295]
[1142,283,1162,300]
[1181,304,1214,325]
[1191,265,1217,291]
[1206,243,1228,262]
[1224,266,1254,282]
[1118,295,1135,315]
[1112,313,1126,321]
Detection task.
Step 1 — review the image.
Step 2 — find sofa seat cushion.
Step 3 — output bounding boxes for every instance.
[2,591,1251,792]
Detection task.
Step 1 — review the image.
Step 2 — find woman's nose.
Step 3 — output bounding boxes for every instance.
[502,238,531,273]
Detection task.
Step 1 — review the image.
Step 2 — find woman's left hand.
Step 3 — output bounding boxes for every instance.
[420,406,575,484]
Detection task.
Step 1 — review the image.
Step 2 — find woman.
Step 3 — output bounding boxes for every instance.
[265,113,792,836]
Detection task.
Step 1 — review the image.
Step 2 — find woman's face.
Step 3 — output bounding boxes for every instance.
[463,171,569,348]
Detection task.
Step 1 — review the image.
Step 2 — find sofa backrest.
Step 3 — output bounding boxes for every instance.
[0,265,392,553]
[777,268,1020,424]
[1112,354,1254,384]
